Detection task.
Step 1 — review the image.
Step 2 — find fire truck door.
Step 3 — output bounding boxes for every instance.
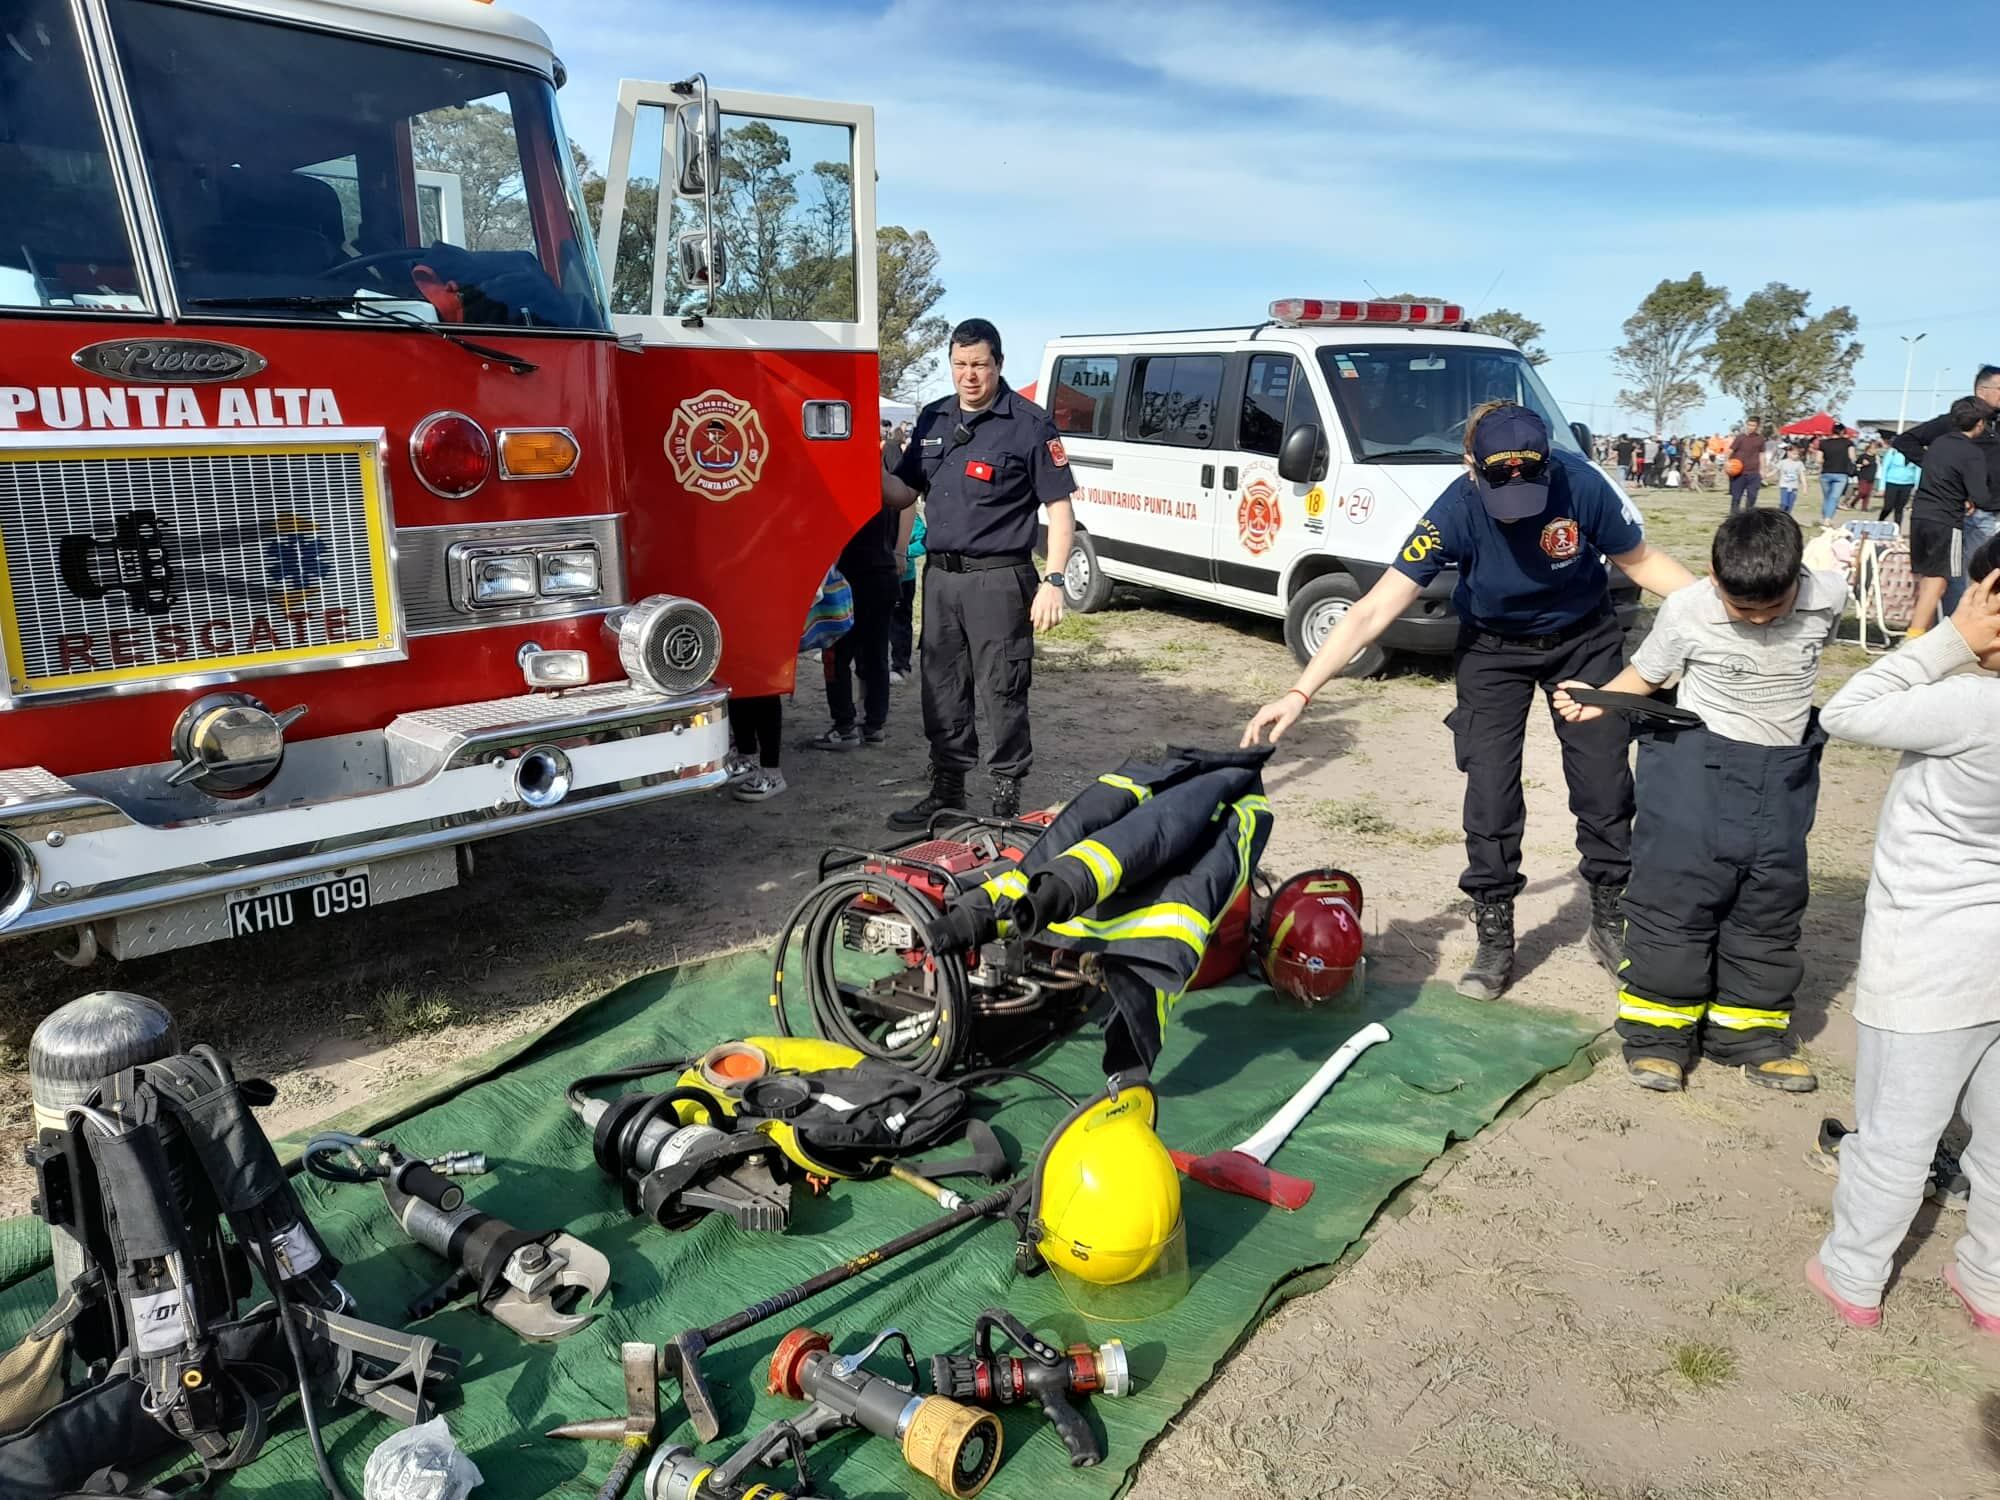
[596,82,880,699]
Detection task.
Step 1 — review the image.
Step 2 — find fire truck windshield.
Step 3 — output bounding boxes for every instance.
[103,0,611,332]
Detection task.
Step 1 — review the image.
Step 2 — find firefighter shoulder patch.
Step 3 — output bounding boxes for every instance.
[1046,437,1069,467]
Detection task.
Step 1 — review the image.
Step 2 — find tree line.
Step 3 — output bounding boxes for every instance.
[1611,274,1861,433]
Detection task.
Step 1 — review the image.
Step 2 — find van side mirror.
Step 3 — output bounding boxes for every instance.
[1570,420,1593,455]
[674,98,721,198]
[1278,422,1326,484]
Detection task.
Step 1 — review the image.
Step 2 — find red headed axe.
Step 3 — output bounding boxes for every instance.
[1169,1021,1391,1209]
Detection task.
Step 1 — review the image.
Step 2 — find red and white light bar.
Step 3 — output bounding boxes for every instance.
[1268,298,1465,328]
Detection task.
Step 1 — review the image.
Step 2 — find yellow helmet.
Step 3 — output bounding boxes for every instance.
[1031,1083,1187,1321]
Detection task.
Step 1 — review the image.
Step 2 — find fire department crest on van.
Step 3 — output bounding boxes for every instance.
[1238,474,1282,556]
[665,389,769,500]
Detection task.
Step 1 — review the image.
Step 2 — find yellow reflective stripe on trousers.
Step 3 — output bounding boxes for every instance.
[1051,903,1213,955]
[1708,1004,1790,1032]
[979,868,1028,937]
[979,869,1028,903]
[1060,840,1123,903]
[1617,991,1705,1029]
[1097,774,1152,803]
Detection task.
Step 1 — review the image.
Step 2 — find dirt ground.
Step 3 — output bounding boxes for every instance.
[4,486,1996,1497]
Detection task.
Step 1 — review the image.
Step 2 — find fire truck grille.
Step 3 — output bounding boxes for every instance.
[0,436,402,701]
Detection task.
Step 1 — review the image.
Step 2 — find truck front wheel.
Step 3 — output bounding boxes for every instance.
[1284,573,1387,677]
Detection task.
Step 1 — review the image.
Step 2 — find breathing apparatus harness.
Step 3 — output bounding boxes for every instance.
[565,1038,1006,1233]
[7,1046,456,1500]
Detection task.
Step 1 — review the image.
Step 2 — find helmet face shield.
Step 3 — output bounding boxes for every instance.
[1046,1212,1189,1323]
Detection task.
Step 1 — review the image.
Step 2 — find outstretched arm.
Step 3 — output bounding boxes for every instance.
[1240,570,1420,745]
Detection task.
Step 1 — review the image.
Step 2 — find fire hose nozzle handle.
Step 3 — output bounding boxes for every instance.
[1036,1386,1102,1468]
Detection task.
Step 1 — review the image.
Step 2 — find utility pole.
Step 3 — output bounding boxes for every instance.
[1897,332,1926,433]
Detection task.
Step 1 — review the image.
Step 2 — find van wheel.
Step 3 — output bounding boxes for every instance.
[1062,532,1113,613]
[1285,573,1387,677]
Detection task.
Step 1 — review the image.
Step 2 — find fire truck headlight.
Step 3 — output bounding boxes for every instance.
[608,595,724,697]
[471,554,539,605]
[538,548,601,598]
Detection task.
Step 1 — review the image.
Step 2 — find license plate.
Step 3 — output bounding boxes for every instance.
[227,868,371,938]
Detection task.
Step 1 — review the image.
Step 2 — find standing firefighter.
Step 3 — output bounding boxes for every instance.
[1242,402,1695,999]
[882,319,1078,825]
[1555,509,1847,1092]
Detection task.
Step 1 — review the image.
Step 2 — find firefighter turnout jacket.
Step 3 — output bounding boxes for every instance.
[946,746,1275,1074]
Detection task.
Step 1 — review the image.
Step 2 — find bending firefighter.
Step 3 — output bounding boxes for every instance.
[1555,509,1846,1092]
[1243,403,1695,1000]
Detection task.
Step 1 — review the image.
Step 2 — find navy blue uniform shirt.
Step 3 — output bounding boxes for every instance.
[1392,450,1644,635]
[892,383,1078,556]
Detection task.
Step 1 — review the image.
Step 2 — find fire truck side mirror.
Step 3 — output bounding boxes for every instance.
[677,231,726,291]
[674,98,721,198]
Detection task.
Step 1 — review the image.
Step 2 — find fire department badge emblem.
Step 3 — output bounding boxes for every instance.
[665,388,769,501]
[1539,517,1581,561]
[1238,475,1282,557]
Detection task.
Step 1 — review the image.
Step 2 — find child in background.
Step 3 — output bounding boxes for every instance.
[891,509,926,682]
[1807,540,2000,1334]
[1776,447,1806,514]
[1554,509,1849,1093]
[1853,444,1878,509]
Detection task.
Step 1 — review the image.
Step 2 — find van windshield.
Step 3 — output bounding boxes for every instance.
[1316,345,1582,463]
[104,0,609,331]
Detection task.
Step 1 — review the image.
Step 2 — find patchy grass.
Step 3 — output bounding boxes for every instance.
[368,985,458,1041]
[1309,798,1458,847]
[1667,1340,1739,1392]
[1709,1280,1780,1330]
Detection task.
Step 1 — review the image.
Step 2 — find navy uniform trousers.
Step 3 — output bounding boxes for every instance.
[919,554,1037,781]
[1615,719,1827,1064]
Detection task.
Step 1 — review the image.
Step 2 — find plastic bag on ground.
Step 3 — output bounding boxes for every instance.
[364,1417,483,1500]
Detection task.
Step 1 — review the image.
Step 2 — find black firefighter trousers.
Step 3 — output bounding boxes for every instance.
[1448,610,1633,902]
[1615,721,1826,1066]
[919,555,1036,782]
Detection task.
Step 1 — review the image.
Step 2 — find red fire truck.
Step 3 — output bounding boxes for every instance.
[0,0,878,960]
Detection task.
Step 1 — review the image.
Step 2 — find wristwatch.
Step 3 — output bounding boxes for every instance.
[1042,571,1065,589]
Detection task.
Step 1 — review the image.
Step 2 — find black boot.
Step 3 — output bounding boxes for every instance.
[1587,883,1625,978]
[887,767,966,831]
[1458,898,1515,1002]
[990,774,1022,820]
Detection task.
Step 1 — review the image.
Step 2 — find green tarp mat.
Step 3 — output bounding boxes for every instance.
[0,952,1595,1498]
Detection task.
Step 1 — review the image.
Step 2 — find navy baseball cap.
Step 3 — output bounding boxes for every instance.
[1470,406,1553,521]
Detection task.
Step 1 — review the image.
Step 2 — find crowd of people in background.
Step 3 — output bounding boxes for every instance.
[1596,425,1896,523]
[1592,365,2000,638]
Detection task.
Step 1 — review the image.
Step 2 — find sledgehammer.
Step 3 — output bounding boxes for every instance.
[1170,1021,1391,1210]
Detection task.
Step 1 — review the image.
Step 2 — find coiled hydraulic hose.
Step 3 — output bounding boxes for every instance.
[768,869,975,1079]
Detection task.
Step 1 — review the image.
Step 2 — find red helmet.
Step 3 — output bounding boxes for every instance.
[1257,869,1364,1004]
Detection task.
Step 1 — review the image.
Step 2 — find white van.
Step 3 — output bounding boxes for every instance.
[1036,298,1637,675]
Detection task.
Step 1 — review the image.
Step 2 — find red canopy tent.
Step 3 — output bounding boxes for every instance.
[1779,412,1841,437]
[1016,381,1038,403]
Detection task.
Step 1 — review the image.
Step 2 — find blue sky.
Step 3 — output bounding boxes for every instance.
[542,0,1996,434]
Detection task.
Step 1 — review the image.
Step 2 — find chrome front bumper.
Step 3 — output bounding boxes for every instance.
[0,681,728,954]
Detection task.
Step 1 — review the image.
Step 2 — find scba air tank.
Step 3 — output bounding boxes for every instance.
[28,991,181,1289]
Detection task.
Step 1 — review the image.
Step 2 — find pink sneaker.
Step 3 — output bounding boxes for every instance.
[1804,1255,1882,1329]
[1943,1265,2000,1336]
